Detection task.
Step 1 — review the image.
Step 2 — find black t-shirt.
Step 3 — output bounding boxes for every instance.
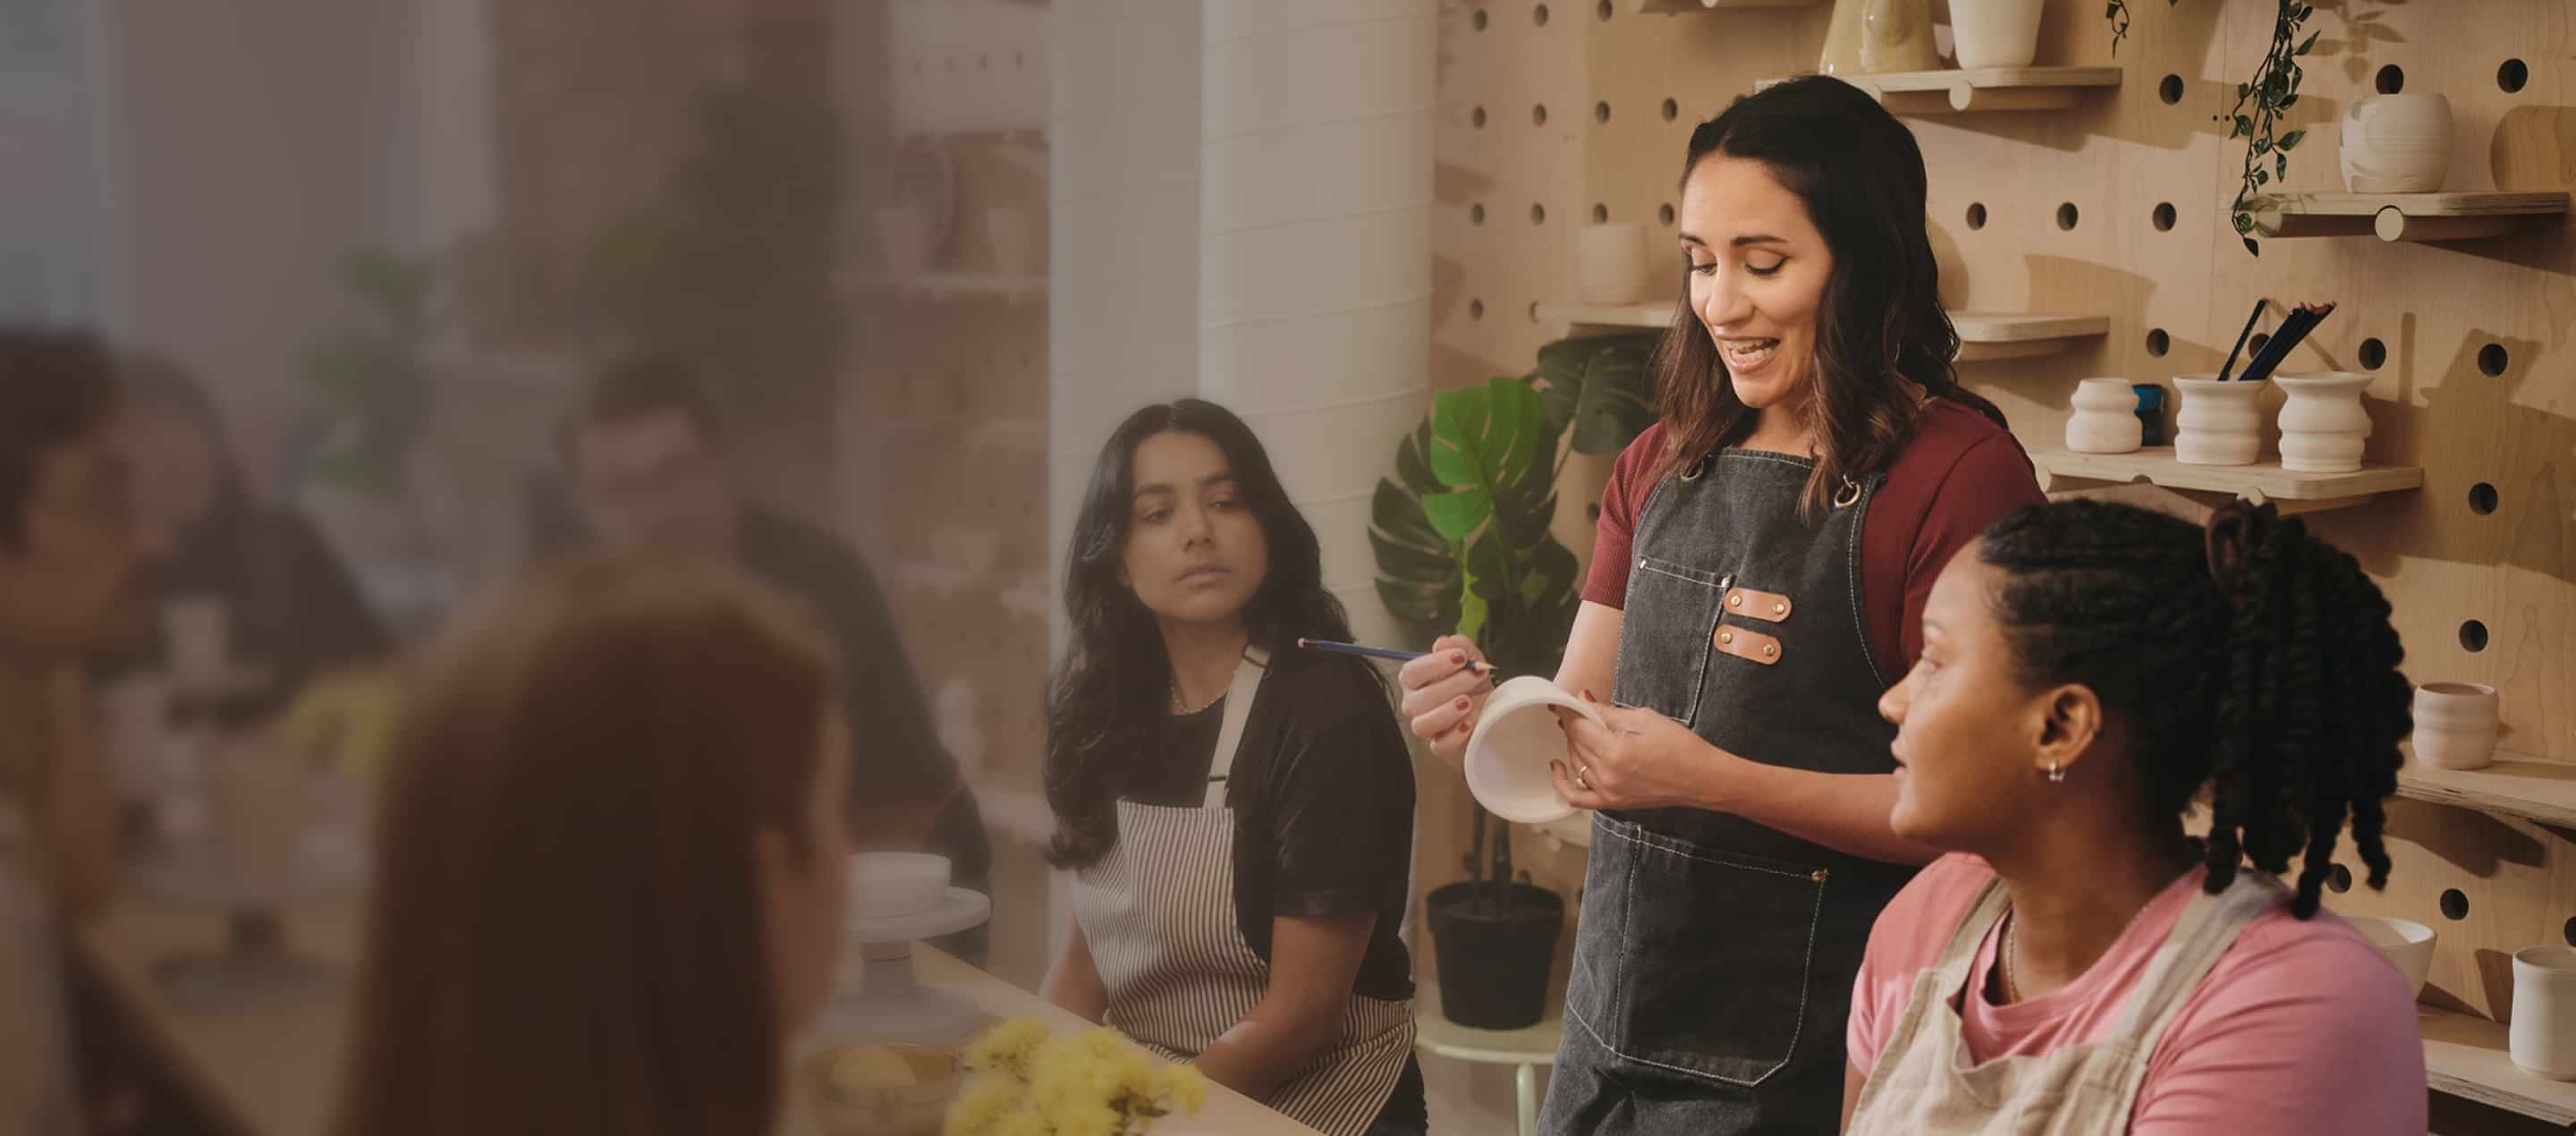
[1124,649,1425,1126]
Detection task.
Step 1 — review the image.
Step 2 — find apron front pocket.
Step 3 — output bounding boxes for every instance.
[1615,555,1726,727]
[1593,818,1826,1088]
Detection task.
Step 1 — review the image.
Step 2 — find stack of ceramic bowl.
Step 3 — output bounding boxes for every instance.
[2340,93,2453,193]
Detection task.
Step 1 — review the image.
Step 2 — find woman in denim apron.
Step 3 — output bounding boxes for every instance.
[1399,76,2044,1134]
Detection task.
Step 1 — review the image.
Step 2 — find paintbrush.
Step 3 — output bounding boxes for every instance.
[2237,301,2335,384]
[2218,299,2267,383]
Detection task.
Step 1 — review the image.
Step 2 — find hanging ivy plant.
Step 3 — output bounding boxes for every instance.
[2224,1,2318,256]
[2102,0,2178,55]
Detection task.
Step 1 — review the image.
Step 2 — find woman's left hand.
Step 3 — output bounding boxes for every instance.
[1547,693,1741,812]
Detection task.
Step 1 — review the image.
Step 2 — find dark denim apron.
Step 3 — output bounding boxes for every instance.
[1540,448,1918,1135]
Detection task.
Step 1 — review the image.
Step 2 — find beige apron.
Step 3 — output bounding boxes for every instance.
[1071,648,1415,1136]
[1845,869,2283,1136]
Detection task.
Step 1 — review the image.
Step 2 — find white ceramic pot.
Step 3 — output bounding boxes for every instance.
[2274,372,2374,473]
[2340,93,2453,193]
[1465,676,1601,825]
[874,206,936,277]
[2412,681,2502,771]
[1951,0,2045,70]
[985,206,1045,277]
[2172,376,2268,466]
[2348,916,2436,1000]
[852,852,952,919]
[1575,222,1653,306]
[2064,377,2143,454]
[2512,945,2576,1081]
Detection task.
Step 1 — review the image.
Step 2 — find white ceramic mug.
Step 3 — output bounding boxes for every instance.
[2412,682,2502,771]
[1951,0,2046,70]
[2340,93,2453,193]
[2511,945,2576,1081]
[2064,377,2143,454]
[2274,372,2374,474]
[1574,222,1653,306]
[852,852,953,920]
[1465,676,1603,825]
[2172,376,2268,466]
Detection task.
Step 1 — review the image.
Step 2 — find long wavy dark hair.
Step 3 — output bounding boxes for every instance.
[1653,74,2007,513]
[1043,400,1357,869]
[1976,498,2412,918]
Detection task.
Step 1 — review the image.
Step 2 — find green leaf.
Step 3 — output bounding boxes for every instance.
[2253,138,2271,155]
[1530,333,1658,456]
[2233,212,2255,233]
[2256,168,2270,184]
[2296,30,2318,55]
[2279,92,2298,108]
[2233,114,2253,137]
[2244,236,2261,256]
[2238,82,2250,100]
[2278,129,2304,150]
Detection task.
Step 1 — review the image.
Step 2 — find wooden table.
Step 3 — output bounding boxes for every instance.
[74,895,1321,1136]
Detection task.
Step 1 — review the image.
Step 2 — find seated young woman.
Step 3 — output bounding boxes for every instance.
[335,555,850,1136]
[1843,498,2426,1135]
[1038,399,1423,1136]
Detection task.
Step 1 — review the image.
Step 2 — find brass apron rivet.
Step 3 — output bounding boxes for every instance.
[1727,595,1741,608]
[1763,644,1777,657]
[1718,632,1733,644]
[1773,602,1787,615]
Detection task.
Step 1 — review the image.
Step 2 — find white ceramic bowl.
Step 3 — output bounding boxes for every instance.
[852,852,952,920]
[2349,915,2436,999]
[1463,676,1599,825]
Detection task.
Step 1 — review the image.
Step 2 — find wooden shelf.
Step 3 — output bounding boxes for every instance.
[2396,746,2576,828]
[1631,0,1818,11]
[2251,192,2571,243]
[1534,303,2105,360]
[2421,1007,2576,1128]
[2029,447,2422,513]
[1759,66,2121,114]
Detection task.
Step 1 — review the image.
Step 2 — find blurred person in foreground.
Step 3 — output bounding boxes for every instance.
[336,554,850,1136]
[0,329,173,1136]
[563,356,990,962]
[110,352,389,709]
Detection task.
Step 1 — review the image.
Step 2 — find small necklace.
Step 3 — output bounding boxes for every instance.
[2000,891,2165,1005]
[1170,674,1226,716]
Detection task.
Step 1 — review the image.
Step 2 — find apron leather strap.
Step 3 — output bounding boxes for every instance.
[1203,645,1270,808]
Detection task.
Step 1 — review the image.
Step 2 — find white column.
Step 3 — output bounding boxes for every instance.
[1199,0,1434,647]
[1047,0,1203,657]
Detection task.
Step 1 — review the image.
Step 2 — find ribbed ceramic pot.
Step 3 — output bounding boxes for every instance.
[2412,681,2501,771]
[1951,0,2045,70]
[2275,372,2373,473]
[2173,376,2268,466]
[2063,377,2143,454]
[2340,93,2453,193]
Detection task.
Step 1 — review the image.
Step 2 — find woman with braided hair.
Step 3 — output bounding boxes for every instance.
[1840,497,2425,1135]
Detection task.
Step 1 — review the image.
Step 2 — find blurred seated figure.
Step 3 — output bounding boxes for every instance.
[336,555,850,1136]
[110,353,389,710]
[562,357,990,962]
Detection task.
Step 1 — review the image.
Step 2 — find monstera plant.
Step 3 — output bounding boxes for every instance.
[1372,331,1657,681]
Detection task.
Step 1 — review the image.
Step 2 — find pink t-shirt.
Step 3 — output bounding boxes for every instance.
[1849,854,2426,1135]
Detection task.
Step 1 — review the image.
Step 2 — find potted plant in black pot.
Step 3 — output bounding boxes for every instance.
[1370,332,1656,1030]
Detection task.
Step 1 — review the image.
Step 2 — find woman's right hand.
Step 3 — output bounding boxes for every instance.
[1398,635,1492,759]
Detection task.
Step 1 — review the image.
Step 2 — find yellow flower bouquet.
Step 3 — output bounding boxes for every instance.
[944,1019,1208,1136]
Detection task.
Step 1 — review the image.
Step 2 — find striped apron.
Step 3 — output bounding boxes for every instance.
[1071,647,1416,1136]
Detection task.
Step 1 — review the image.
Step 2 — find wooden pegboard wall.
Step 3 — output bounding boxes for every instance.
[1435,0,2576,1060]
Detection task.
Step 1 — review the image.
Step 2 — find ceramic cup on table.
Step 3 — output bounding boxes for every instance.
[2411,682,2502,771]
[1951,0,2046,70]
[2511,945,2576,1081]
[2340,93,2453,193]
[852,852,952,920]
[1465,676,1603,825]
[2347,916,2436,1000]
[2275,371,2374,474]
[2172,375,2269,466]
[2064,377,2144,454]
[1574,222,1653,306]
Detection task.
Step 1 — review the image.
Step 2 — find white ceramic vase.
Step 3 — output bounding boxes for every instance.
[1465,676,1601,825]
[1951,0,2045,70]
[1575,222,1653,305]
[2340,93,2453,193]
[2172,376,2268,466]
[2274,372,2373,473]
[2512,945,2576,1081]
[2064,377,2143,454]
[2412,681,2502,771]
[2349,917,2436,1000]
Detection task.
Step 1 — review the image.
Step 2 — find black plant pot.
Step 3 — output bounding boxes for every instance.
[1425,881,1563,1030]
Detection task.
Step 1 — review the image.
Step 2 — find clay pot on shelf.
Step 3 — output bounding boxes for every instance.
[2063,377,2143,454]
[2339,93,2453,193]
[2274,372,2373,474]
[2172,376,2268,466]
[1951,0,2045,70]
